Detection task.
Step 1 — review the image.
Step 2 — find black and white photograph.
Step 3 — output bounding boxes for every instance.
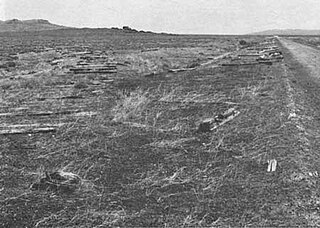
[1,0,320,227]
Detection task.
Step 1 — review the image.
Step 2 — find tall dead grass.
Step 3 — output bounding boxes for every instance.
[111,89,150,122]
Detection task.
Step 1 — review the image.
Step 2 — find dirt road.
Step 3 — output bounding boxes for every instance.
[279,37,320,151]
[280,38,320,113]
[278,38,320,226]
[280,38,320,82]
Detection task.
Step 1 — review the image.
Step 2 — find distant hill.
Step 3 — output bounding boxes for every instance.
[0,20,162,35]
[250,29,320,36]
[0,19,68,32]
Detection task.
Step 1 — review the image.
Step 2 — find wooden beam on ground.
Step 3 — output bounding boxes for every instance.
[258,61,273,65]
[168,67,196,73]
[221,62,259,66]
[0,123,65,135]
[70,66,117,71]
[197,108,240,133]
[0,127,57,135]
[71,70,117,74]
[37,95,84,101]
[0,110,84,117]
[238,54,260,57]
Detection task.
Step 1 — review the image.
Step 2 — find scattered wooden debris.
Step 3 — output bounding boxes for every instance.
[31,110,81,116]
[144,72,159,77]
[168,67,196,73]
[69,59,118,74]
[37,95,84,101]
[0,123,65,135]
[257,50,283,62]
[221,62,259,66]
[31,171,81,193]
[13,107,29,111]
[238,54,260,57]
[0,127,56,135]
[258,61,273,65]
[0,123,64,128]
[308,171,318,177]
[51,59,64,65]
[73,111,97,117]
[267,159,277,172]
[116,62,129,66]
[197,108,240,133]
[90,80,101,85]
[168,68,187,73]
[99,79,114,83]
[91,90,104,95]
[141,48,159,52]
[70,67,117,74]
[0,110,84,117]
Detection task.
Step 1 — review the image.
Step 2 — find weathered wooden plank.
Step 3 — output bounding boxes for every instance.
[221,62,259,66]
[197,108,240,133]
[70,66,117,70]
[0,127,57,135]
[168,67,196,73]
[0,123,65,135]
[238,54,260,57]
[0,123,65,128]
[0,110,84,117]
[37,95,84,101]
[258,61,273,65]
[70,69,117,73]
[72,70,117,74]
[73,111,97,117]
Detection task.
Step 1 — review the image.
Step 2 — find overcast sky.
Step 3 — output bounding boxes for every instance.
[1,0,320,34]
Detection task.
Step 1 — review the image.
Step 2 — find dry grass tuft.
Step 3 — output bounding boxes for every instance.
[235,82,265,101]
[159,86,227,104]
[111,89,150,122]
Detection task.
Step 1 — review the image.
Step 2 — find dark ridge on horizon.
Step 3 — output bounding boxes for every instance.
[0,19,171,35]
[0,19,68,32]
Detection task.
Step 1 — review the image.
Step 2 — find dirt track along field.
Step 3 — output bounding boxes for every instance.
[281,38,320,81]
[1,30,320,227]
[280,38,320,151]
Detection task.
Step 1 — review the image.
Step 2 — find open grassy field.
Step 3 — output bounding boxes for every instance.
[1,30,320,227]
